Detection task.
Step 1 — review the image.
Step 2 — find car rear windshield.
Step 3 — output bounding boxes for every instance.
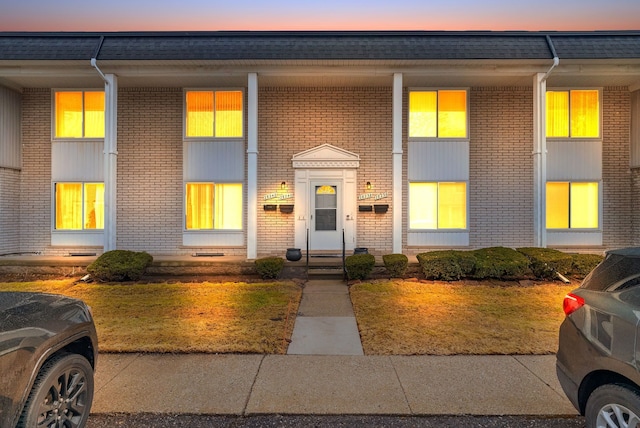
[581,253,640,292]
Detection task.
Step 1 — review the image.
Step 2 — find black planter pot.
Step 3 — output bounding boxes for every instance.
[286,248,302,261]
[354,247,369,255]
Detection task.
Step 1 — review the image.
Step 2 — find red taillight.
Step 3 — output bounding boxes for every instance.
[563,293,585,316]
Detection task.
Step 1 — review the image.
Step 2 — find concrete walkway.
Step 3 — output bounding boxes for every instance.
[92,353,577,415]
[287,280,364,355]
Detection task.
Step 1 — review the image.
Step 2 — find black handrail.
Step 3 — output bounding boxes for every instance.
[306,228,309,280]
[342,229,346,280]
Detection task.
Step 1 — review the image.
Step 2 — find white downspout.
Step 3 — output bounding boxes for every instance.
[533,35,559,248]
[91,36,118,252]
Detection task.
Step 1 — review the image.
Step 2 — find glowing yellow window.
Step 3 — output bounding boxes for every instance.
[438,182,467,229]
[546,182,570,228]
[546,182,598,229]
[546,91,569,138]
[55,182,104,230]
[186,183,242,230]
[186,91,243,138]
[438,91,467,138]
[55,91,105,138]
[215,91,243,138]
[409,182,466,229]
[409,92,437,138]
[546,90,599,138]
[409,90,467,139]
[570,182,598,228]
[570,90,599,138]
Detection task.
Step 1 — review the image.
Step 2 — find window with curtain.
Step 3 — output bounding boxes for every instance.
[55,91,105,138]
[546,89,599,138]
[409,90,467,138]
[55,182,104,230]
[546,182,599,229]
[186,90,243,138]
[409,182,467,229]
[185,183,243,230]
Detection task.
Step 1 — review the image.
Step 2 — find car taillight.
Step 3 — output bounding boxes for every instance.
[563,293,585,316]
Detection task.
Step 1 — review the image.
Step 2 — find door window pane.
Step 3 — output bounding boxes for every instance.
[315,185,337,231]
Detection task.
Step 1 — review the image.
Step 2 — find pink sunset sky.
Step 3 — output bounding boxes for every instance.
[1,0,639,32]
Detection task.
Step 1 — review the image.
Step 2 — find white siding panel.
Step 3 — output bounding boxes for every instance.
[547,230,603,247]
[183,232,244,247]
[0,86,22,169]
[52,142,104,181]
[184,141,244,181]
[51,231,103,246]
[408,141,469,181]
[407,231,469,246]
[547,140,602,181]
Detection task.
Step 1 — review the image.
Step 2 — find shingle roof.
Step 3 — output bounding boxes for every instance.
[0,31,639,61]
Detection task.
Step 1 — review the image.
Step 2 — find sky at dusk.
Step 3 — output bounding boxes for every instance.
[1,0,638,32]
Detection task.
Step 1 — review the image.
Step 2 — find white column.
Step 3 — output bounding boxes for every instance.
[533,73,547,248]
[103,74,118,251]
[392,73,403,254]
[247,73,258,259]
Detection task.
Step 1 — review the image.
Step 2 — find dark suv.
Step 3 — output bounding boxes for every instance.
[0,292,98,428]
[557,247,640,427]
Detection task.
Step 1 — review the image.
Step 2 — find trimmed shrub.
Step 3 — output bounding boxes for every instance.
[382,254,408,277]
[255,257,285,279]
[87,250,153,282]
[517,247,573,279]
[571,253,604,277]
[346,253,376,280]
[417,250,475,281]
[471,247,531,279]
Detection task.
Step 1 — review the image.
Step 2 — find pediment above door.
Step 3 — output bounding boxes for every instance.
[292,144,360,169]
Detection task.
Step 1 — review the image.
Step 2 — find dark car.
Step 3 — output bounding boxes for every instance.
[0,292,98,428]
[557,247,640,428]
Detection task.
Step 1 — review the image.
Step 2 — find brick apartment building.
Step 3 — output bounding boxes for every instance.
[0,31,639,258]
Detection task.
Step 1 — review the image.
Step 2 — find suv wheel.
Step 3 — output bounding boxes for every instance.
[18,353,94,428]
[586,384,640,428]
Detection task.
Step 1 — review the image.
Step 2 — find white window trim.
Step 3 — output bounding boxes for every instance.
[546,87,603,141]
[51,181,105,232]
[51,89,106,142]
[407,88,470,142]
[183,181,244,232]
[407,180,470,232]
[183,88,245,141]
[545,180,602,232]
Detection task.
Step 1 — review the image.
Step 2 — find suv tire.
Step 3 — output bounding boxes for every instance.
[18,353,94,428]
[586,384,640,428]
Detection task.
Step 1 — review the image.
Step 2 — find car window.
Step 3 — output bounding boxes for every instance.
[608,273,640,292]
[581,254,640,292]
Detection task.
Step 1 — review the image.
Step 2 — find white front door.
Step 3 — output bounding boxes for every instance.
[309,180,342,250]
